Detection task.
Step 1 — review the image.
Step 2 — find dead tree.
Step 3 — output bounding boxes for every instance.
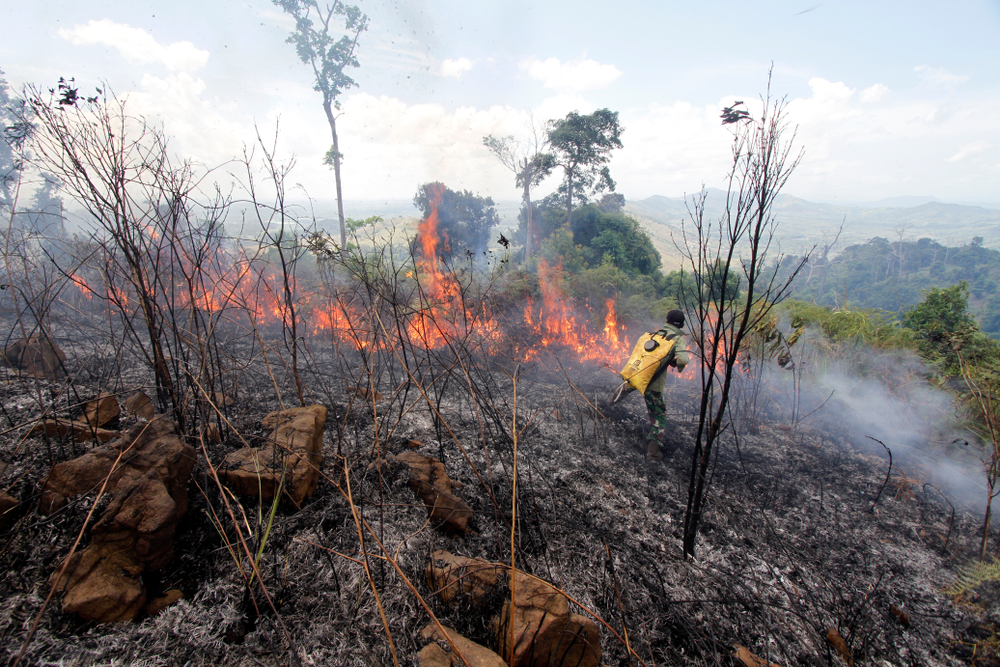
[676,81,808,559]
[20,84,235,433]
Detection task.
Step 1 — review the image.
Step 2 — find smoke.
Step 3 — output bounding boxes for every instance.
[736,330,987,508]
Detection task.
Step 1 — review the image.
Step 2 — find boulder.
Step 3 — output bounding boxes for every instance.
[219,405,327,509]
[29,418,119,443]
[395,451,473,534]
[84,393,120,427]
[2,335,66,379]
[418,624,506,667]
[124,391,155,420]
[426,549,502,607]
[494,575,601,667]
[42,418,195,623]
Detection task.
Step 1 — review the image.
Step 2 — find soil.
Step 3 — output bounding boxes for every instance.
[0,334,997,667]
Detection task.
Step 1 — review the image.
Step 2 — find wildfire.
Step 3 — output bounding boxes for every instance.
[517,259,628,366]
[405,184,499,350]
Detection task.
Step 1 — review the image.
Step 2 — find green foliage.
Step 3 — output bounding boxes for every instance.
[900,282,999,373]
[413,182,500,257]
[274,0,368,108]
[568,205,661,276]
[547,109,623,220]
[784,236,1000,337]
[944,556,1000,598]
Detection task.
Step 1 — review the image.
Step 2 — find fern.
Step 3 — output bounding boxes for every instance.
[944,556,1000,597]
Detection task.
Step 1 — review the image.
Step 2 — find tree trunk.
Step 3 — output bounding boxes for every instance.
[523,158,533,258]
[566,171,574,229]
[323,98,347,249]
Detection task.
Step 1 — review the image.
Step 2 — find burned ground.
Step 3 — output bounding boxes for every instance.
[0,334,995,667]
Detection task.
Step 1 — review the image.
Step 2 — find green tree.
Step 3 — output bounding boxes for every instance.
[568,205,661,276]
[413,182,500,259]
[483,125,554,259]
[547,108,623,228]
[274,0,368,250]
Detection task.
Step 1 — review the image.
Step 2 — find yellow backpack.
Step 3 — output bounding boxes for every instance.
[620,330,677,395]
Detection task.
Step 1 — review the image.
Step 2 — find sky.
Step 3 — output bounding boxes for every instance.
[2,0,999,211]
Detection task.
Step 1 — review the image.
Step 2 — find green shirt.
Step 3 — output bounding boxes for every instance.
[646,323,689,393]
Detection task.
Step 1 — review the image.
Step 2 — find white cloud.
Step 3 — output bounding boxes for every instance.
[947,141,992,163]
[58,19,209,72]
[439,57,474,78]
[860,83,889,104]
[915,65,969,89]
[520,56,622,92]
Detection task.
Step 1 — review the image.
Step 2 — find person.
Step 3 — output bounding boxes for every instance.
[640,310,690,460]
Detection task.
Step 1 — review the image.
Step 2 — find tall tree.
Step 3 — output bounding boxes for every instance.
[546,108,623,228]
[274,0,368,250]
[483,120,553,259]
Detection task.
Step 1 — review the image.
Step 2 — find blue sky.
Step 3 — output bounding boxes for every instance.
[2,0,998,207]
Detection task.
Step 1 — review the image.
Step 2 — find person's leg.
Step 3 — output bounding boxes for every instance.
[644,390,666,460]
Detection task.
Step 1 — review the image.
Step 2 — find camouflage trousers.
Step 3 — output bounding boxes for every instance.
[644,390,667,443]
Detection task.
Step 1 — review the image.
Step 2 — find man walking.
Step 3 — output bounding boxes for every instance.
[613,310,690,460]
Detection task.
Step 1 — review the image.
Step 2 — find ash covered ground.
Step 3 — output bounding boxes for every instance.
[0,331,996,667]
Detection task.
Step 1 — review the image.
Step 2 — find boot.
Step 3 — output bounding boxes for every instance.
[646,441,662,461]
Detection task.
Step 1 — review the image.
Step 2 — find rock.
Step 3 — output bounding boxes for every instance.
[2,335,66,379]
[494,574,601,667]
[426,550,502,607]
[29,418,119,443]
[43,418,196,623]
[84,393,120,427]
[418,624,506,667]
[145,589,184,616]
[124,391,155,420]
[0,491,18,531]
[395,451,473,534]
[220,405,327,509]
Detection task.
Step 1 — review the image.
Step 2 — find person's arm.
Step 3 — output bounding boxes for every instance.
[674,337,690,372]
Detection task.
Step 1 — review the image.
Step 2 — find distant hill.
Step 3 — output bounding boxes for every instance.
[626,192,1000,267]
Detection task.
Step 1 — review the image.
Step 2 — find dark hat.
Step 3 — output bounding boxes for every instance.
[666,310,685,327]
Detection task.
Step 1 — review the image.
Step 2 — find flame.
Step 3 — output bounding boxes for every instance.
[70,273,95,300]
[405,185,498,349]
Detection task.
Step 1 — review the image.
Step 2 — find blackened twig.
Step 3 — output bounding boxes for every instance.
[867,436,892,513]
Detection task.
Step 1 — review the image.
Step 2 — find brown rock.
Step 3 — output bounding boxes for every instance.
[395,451,473,534]
[84,393,120,427]
[145,589,184,616]
[29,418,119,443]
[418,624,506,667]
[2,335,66,379]
[124,391,155,420]
[220,405,327,509]
[0,491,18,531]
[43,418,195,623]
[494,574,601,667]
[427,550,502,607]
